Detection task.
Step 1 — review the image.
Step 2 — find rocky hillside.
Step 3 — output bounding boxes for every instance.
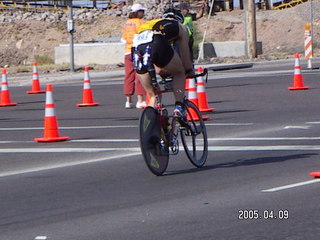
[0,1,319,68]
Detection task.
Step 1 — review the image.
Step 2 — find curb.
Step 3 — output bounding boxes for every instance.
[6,63,254,87]
[206,63,254,71]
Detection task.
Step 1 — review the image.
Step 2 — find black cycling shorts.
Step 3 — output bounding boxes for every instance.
[133,34,174,74]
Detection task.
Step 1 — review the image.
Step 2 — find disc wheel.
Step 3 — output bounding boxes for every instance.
[139,107,169,176]
[180,100,208,168]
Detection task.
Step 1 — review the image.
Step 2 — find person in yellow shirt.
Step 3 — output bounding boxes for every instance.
[121,3,147,109]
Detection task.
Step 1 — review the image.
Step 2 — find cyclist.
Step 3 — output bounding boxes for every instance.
[132,8,194,117]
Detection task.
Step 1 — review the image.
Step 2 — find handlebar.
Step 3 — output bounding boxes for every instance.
[187,68,208,83]
[148,67,208,86]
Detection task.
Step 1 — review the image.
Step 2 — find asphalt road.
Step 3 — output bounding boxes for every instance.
[1,60,320,240]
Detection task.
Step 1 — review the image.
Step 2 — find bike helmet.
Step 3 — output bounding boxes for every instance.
[162,8,184,23]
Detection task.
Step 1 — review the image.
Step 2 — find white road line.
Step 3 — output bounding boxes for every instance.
[205,123,254,126]
[208,145,320,151]
[0,123,251,131]
[262,179,320,192]
[34,236,48,240]
[2,136,320,145]
[306,122,320,124]
[2,145,320,153]
[0,141,33,144]
[284,126,311,130]
[0,152,141,178]
[73,137,320,142]
[71,139,139,142]
[0,147,141,153]
[0,125,137,131]
[208,137,320,141]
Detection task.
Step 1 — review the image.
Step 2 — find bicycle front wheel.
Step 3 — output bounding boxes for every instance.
[180,100,208,168]
[139,107,169,176]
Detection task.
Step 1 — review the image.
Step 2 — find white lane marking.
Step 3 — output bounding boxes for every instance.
[34,237,48,240]
[71,139,139,142]
[0,152,141,178]
[0,147,141,153]
[3,136,320,145]
[2,145,320,153]
[208,137,320,141]
[0,125,137,131]
[208,145,320,151]
[0,123,251,131]
[0,141,33,144]
[262,179,320,192]
[306,122,320,124]
[205,123,254,126]
[212,70,293,79]
[284,126,311,130]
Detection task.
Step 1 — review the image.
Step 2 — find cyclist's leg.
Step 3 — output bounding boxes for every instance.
[160,52,185,103]
[157,24,194,103]
[137,72,156,107]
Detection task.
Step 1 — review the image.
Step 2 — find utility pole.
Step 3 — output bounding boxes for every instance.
[244,0,257,59]
[67,0,75,72]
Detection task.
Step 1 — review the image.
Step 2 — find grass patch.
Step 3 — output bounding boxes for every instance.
[7,63,70,73]
[34,55,54,65]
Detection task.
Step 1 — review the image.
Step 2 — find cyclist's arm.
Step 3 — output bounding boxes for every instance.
[177,23,194,76]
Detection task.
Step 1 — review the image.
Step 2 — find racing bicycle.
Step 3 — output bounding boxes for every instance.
[139,67,209,176]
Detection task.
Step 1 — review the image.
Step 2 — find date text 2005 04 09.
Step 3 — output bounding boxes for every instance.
[238,209,289,220]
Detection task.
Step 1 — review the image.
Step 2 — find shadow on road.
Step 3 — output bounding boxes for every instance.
[165,153,317,176]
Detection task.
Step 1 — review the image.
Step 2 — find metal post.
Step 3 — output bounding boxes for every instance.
[67,1,75,72]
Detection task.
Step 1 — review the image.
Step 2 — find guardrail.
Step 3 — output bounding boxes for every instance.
[0,1,108,12]
[273,0,308,10]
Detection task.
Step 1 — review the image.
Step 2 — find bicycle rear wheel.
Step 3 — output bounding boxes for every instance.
[139,107,169,176]
[180,100,208,168]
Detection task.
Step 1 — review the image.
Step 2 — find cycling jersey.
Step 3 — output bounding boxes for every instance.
[137,18,180,43]
[132,18,180,74]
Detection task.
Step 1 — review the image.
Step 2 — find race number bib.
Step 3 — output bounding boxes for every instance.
[132,30,153,47]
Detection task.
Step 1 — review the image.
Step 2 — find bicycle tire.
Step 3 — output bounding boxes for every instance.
[180,100,208,168]
[139,106,169,176]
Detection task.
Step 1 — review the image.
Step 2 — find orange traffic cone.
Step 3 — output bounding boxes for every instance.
[187,77,199,107]
[77,67,99,107]
[196,66,214,112]
[26,62,45,94]
[310,171,320,178]
[145,92,151,106]
[288,53,309,90]
[0,68,17,107]
[185,78,190,90]
[187,77,209,121]
[34,84,70,142]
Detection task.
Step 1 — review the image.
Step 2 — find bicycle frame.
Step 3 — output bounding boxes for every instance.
[139,66,209,175]
[147,66,208,153]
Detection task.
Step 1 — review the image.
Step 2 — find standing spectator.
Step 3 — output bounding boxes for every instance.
[178,0,206,61]
[121,3,147,109]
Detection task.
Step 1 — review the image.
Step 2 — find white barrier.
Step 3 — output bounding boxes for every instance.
[55,42,125,65]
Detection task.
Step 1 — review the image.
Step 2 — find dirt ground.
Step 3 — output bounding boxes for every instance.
[0,2,319,69]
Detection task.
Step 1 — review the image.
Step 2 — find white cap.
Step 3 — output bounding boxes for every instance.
[131,3,146,12]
